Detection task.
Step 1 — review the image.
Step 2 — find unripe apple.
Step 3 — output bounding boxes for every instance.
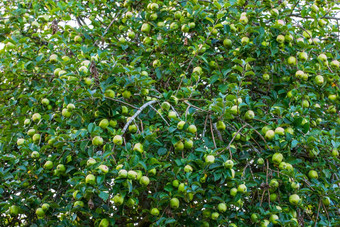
[224,160,234,169]
[322,197,331,206]
[148,168,156,176]
[303,30,312,39]
[98,165,109,174]
[181,24,190,33]
[184,165,193,173]
[241,36,249,45]
[153,59,161,68]
[9,205,20,216]
[302,100,309,108]
[177,121,186,130]
[150,208,160,216]
[99,218,109,227]
[295,70,304,78]
[31,151,40,158]
[133,143,143,153]
[287,56,296,65]
[41,203,50,211]
[311,4,319,13]
[113,135,123,145]
[62,108,71,118]
[285,33,293,42]
[118,169,128,178]
[74,35,82,42]
[216,121,226,131]
[32,134,41,142]
[308,170,318,179]
[141,23,151,33]
[332,149,339,157]
[139,176,150,186]
[17,138,25,146]
[328,94,337,101]
[170,22,179,30]
[99,119,109,129]
[272,153,283,165]
[298,52,308,61]
[218,203,227,212]
[257,158,264,165]
[239,15,248,24]
[289,194,301,205]
[36,208,45,217]
[223,38,232,48]
[269,179,279,188]
[127,31,135,39]
[314,75,324,85]
[328,105,337,113]
[178,183,185,192]
[56,164,66,173]
[87,158,97,166]
[172,179,179,188]
[79,66,88,74]
[184,139,193,149]
[237,184,247,193]
[261,219,270,227]
[86,174,96,185]
[251,213,259,223]
[44,161,53,170]
[128,124,137,133]
[161,101,171,111]
[32,113,41,122]
[330,60,339,68]
[265,130,275,140]
[245,110,255,120]
[275,127,285,135]
[276,35,285,43]
[269,214,279,224]
[230,188,238,196]
[49,54,58,62]
[127,170,138,180]
[24,119,31,125]
[270,193,277,201]
[92,136,103,146]
[170,198,179,209]
[263,73,270,80]
[318,53,327,62]
[113,194,124,206]
[168,111,177,119]
[193,66,203,75]
[291,182,300,190]
[205,155,215,164]
[187,124,197,134]
[211,212,219,220]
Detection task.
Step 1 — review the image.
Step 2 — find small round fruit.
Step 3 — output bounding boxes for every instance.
[257,158,264,165]
[174,141,184,150]
[230,188,237,197]
[113,194,124,206]
[289,194,301,205]
[36,208,45,217]
[275,127,285,136]
[314,75,324,85]
[99,119,109,129]
[322,197,331,206]
[287,56,296,65]
[218,203,227,212]
[211,212,219,220]
[245,110,255,120]
[265,130,275,140]
[32,113,41,122]
[184,165,193,173]
[237,184,247,193]
[92,136,103,146]
[31,151,40,159]
[85,174,96,185]
[168,111,177,119]
[177,121,185,130]
[272,153,283,165]
[187,124,197,133]
[44,161,53,170]
[17,138,25,146]
[9,205,20,216]
[269,214,279,224]
[205,155,215,164]
[170,198,179,209]
[99,219,109,227]
[151,208,160,216]
[224,160,234,169]
[98,165,109,174]
[308,170,318,179]
[113,135,123,145]
[133,143,143,153]
[216,121,226,131]
[184,139,193,149]
[41,203,50,211]
[140,176,150,186]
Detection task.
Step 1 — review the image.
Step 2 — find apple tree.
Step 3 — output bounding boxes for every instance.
[0,0,339,226]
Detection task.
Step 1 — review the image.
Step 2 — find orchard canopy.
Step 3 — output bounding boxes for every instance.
[1,0,340,226]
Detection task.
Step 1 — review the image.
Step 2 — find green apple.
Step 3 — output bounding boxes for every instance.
[302,100,309,108]
[269,179,279,188]
[133,143,144,153]
[224,160,234,169]
[314,75,324,85]
[216,121,226,131]
[84,77,93,85]
[291,182,300,190]
[223,38,232,48]
[17,138,25,146]
[128,31,135,39]
[295,70,304,78]
[303,30,312,38]
[276,35,285,43]
[241,36,249,45]
[218,203,227,212]
[32,134,41,142]
[32,113,41,122]
[308,170,318,179]
[170,198,179,209]
[272,153,283,165]
[251,213,259,223]
[270,193,277,201]
[49,54,58,62]
[79,66,88,73]
[287,56,296,65]
[184,139,193,149]
[27,129,36,136]
[24,119,31,125]
[205,155,215,164]
[86,174,96,184]
[177,121,186,130]
[92,136,103,146]
[269,214,279,224]
[330,60,339,68]
[289,194,301,205]
[172,180,179,188]
[74,35,82,42]
[118,169,128,178]
[265,130,275,140]
[328,94,337,101]
[322,197,330,206]
[56,164,66,173]
[41,98,50,105]
[168,111,177,119]
[260,219,270,227]
[211,212,219,220]
[187,124,197,133]
[285,33,293,42]
[99,218,109,227]
[113,194,124,205]
[140,176,150,186]
[148,168,156,176]
[184,165,193,173]
[193,66,203,75]
[239,15,248,24]
[99,119,109,129]
[87,158,97,166]
[257,158,264,165]
[311,4,319,13]
[245,110,255,120]
[170,22,179,30]
[178,183,185,192]
[298,52,308,61]
[127,170,137,180]
[126,198,135,208]
[161,101,171,111]
[36,208,45,217]
[31,151,40,158]
[331,149,339,157]
[174,140,184,150]
[62,108,71,117]
[43,161,53,170]
[153,59,161,68]
[150,208,159,216]
[237,184,247,193]
[181,24,190,33]
[275,127,285,135]
[285,127,294,135]
[41,203,50,211]
[318,53,327,62]
[9,205,20,216]
[230,188,237,196]
[98,165,109,174]
[263,73,270,80]
[122,90,132,99]
[113,135,123,145]
[104,89,115,98]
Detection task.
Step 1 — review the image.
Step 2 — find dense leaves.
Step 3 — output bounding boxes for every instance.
[0,0,340,226]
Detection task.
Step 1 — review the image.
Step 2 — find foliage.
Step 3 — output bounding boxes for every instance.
[0,0,340,226]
